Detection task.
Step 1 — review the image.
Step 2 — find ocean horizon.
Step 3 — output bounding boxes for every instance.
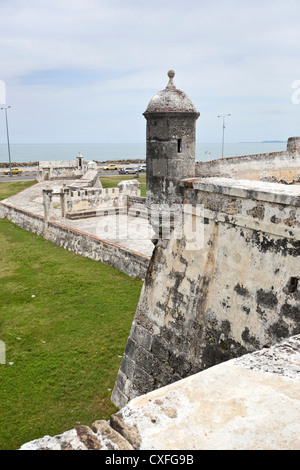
[0,141,288,164]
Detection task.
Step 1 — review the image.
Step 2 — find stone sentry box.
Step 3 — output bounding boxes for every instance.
[143,70,200,210]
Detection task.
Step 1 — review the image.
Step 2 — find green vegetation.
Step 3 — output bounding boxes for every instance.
[0,180,37,201]
[100,174,146,197]
[0,218,143,450]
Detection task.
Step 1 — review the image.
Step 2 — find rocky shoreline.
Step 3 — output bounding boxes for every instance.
[96,158,145,165]
[0,162,39,168]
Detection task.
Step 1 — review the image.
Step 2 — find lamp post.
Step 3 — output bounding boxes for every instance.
[1,105,12,176]
[218,113,231,159]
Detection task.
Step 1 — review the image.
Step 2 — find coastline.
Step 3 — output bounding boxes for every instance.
[0,158,146,168]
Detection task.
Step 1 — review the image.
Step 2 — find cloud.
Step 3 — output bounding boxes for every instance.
[1,0,300,143]
[0,80,6,104]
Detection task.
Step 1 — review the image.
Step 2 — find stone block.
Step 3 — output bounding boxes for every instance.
[92,420,134,450]
[132,323,153,351]
[120,355,135,380]
[109,413,141,450]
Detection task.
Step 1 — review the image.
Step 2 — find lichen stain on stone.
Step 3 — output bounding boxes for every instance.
[246,204,265,220]
[256,288,278,309]
[241,230,300,257]
[234,283,250,297]
[280,302,300,322]
[284,210,296,227]
[267,320,290,342]
[241,327,260,349]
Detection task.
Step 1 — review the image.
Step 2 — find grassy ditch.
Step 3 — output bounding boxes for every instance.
[0,218,143,450]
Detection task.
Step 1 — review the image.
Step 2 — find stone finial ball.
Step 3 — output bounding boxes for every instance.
[168,70,175,78]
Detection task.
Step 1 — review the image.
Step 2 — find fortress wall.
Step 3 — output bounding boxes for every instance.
[112,177,300,407]
[43,221,149,279]
[0,201,149,279]
[0,203,45,236]
[195,148,300,183]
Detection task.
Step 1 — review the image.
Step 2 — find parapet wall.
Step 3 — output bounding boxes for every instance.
[112,176,300,407]
[196,138,300,184]
[65,187,123,219]
[61,179,142,219]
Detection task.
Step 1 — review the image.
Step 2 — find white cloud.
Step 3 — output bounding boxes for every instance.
[0,80,6,104]
[0,0,300,143]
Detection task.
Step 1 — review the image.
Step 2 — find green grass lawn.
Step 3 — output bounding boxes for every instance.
[100,173,146,197]
[0,180,37,201]
[0,217,143,450]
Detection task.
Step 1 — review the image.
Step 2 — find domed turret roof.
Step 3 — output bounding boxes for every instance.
[144,70,199,114]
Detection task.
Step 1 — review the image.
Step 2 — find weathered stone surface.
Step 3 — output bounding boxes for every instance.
[144,70,199,114]
[116,335,300,450]
[195,138,300,184]
[144,71,199,210]
[19,335,300,450]
[37,156,93,182]
[20,422,135,451]
[20,426,103,450]
[112,176,300,406]
[92,420,134,450]
[75,425,103,450]
[109,413,141,450]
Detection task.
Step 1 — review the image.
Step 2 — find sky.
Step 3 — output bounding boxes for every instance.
[0,0,300,144]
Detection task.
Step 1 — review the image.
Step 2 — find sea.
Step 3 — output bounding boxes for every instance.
[0,141,287,165]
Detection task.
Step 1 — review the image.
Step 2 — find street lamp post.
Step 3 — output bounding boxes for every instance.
[1,106,12,176]
[218,113,231,159]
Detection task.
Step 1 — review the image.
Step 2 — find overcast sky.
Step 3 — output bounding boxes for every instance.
[0,0,300,144]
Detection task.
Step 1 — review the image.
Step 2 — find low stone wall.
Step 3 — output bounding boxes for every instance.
[44,220,149,279]
[0,203,45,236]
[0,201,150,279]
[196,138,300,184]
[64,180,143,219]
[65,188,122,219]
[112,177,300,407]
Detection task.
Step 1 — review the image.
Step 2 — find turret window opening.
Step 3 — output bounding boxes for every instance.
[177,139,182,153]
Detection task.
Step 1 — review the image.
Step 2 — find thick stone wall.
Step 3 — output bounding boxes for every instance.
[112,177,300,407]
